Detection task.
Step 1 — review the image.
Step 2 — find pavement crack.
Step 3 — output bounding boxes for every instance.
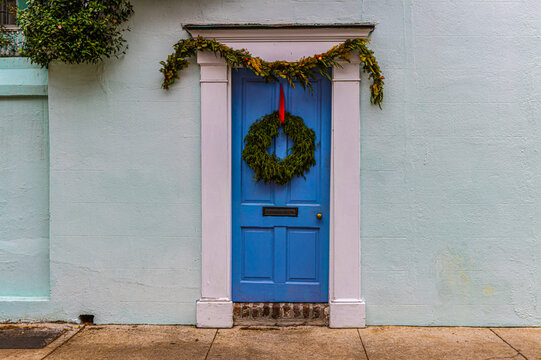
[41,325,85,360]
[488,328,528,360]
[204,328,218,360]
[357,328,370,360]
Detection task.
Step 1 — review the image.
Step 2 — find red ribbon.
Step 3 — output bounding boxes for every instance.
[279,83,285,124]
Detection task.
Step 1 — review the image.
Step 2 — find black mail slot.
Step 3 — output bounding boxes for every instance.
[262,207,298,217]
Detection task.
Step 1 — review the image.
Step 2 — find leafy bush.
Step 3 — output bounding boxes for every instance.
[17,0,134,67]
[0,25,8,49]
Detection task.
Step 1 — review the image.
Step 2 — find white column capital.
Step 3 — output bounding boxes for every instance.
[197,51,226,65]
[198,53,228,83]
[333,58,361,82]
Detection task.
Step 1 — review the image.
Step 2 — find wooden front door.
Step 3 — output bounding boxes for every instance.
[232,69,331,302]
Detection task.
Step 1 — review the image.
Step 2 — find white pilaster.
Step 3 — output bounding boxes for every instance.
[329,57,365,328]
[196,51,233,328]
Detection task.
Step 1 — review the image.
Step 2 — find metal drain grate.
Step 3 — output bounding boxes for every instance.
[0,326,66,349]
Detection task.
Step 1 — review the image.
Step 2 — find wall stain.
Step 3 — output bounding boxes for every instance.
[483,285,497,296]
[435,249,473,303]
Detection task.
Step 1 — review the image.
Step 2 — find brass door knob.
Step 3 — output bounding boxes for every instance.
[317,213,323,220]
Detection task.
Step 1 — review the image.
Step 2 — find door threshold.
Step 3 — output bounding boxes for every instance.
[233,303,329,326]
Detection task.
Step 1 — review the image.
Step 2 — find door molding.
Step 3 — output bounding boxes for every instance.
[190,25,374,328]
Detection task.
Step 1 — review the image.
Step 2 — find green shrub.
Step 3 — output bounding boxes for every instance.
[17,0,134,67]
[0,26,9,50]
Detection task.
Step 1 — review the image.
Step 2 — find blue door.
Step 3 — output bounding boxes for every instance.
[232,69,331,302]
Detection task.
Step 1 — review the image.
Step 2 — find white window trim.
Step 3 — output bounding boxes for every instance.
[190,25,373,328]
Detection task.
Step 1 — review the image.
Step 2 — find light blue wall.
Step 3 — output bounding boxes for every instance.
[359,0,541,326]
[0,58,49,300]
[1,0,540,325]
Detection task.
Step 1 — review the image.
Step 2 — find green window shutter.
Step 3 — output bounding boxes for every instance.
[17,0,27,10]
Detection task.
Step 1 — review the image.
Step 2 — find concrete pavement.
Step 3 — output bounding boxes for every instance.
[1,324,540,360]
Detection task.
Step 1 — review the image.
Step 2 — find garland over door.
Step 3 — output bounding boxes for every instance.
[232,69,331,302]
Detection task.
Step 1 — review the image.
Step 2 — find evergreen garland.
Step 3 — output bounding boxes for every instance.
[242,111,316,185]
[160,36,385,108]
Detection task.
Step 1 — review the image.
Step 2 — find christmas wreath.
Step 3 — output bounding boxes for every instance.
[242,111,316,185]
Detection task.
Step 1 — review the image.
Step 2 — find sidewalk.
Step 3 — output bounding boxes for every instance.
[1,324,540,360]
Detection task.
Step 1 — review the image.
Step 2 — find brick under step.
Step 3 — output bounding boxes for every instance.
[233,303,329,326]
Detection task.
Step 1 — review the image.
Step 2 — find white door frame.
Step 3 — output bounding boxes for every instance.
[190,25,373,328]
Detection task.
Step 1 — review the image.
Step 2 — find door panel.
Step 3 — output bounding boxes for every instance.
[242,228,274,280]
[232,69,331,302]
[287,228,319,281]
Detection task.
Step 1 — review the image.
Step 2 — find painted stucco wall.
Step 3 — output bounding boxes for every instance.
[359,1,541,326]
[1,0,540,325]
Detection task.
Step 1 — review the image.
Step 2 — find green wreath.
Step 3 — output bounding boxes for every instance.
[242,111,316,185]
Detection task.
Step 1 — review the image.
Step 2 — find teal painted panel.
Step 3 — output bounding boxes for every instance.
[0,58,42,70]
[0,96,49,298]
[0,85,47,96]
[0,58,47,96]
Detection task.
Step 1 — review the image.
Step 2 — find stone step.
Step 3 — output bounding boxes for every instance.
[233,303,329,326]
